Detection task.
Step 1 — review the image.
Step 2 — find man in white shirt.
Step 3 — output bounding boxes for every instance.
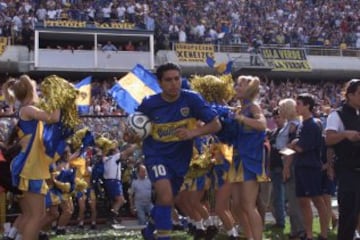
[325,79,360,240]
[103,148,124,224]
[103,144,137,224]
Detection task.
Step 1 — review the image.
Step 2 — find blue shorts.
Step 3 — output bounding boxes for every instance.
[104,179,123,199]
[321,171,336,196]
[75,187,96,201]
[295,167,322,197]
[146,157,188,196]
[210,161,230,189]
[18,177,48,195]
[45,188,62,208]
[180,175,208,192]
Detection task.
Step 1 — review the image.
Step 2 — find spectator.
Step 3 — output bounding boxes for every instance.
[124,41,135,51]
[178,25,186,43]
[102,41,117,51]
[129,164,153,225]
[325,79,360,240]
[268,107,286,229]
[21,22,34,52]
[288,94,329,240]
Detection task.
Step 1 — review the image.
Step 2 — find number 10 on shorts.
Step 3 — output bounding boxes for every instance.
[152,164,167,178]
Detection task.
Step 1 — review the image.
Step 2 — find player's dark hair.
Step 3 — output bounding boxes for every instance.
[156,62,181,81]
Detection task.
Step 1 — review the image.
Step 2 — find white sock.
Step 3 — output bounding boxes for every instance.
[8,227,18,238]
[15,234,22,240]
[172,219,181,225]
[226,226,239,237]
[203,216,214,227]
[194,220,205,230]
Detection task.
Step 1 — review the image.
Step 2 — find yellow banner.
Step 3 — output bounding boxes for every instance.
[0,37,7,56]
[44,20,87,28]
[175,43,214,62]
[261,48,312,72]
[43,21,135,30]
[94,22,135,29]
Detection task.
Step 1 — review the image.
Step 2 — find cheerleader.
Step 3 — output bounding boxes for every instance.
[70,149,97,229]
[175,134,213,238]
[2,76,60,240]
[53,150,76,235]
[190,75,240,239]
[230,75,267,240]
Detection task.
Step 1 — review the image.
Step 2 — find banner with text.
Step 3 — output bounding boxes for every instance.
[261,48,312,72]
[42,20,135,30]
[175,43,214,62]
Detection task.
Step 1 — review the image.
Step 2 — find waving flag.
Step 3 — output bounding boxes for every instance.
[108,64,161,114]
[75,76,92,115]
[206,56,233,74]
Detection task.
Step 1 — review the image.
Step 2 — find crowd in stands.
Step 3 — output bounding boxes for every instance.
[0,0,360,50]
[0,77,345,133]
[80,77,344,122]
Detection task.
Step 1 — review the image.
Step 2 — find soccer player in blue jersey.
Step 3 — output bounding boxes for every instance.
[125,62,221,240]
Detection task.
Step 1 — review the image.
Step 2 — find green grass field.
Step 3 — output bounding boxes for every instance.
[50,217,338,240]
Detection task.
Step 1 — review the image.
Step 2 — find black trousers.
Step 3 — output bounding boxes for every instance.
[337,171,360,240]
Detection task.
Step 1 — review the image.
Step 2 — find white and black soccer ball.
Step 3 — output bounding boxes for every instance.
[126,112,152,140]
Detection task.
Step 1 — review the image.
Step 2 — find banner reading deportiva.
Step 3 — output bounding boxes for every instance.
[260,48,312,72]
[175,43,214,62]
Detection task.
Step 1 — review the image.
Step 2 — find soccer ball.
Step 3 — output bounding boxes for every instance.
[126,112,152,140]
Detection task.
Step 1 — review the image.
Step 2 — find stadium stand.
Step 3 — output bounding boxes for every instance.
[0,0,359,49]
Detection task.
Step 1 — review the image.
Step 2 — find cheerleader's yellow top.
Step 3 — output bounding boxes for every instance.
[11,117,51,194]
[16,119,50,179]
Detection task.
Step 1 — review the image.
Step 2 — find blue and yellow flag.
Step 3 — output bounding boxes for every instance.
[75,76,92,115]
[206,56,233,74]
[108,64,162,114]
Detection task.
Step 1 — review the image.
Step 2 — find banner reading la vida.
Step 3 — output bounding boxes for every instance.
[175,43,215,62]
[261,48,312,72]
[43,20,135,30]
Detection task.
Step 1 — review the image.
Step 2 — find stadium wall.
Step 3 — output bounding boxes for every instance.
[0,46,359,81]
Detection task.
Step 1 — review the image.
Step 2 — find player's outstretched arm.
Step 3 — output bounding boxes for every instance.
[176,117,221,140]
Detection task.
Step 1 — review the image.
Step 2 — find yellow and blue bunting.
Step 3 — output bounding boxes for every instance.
[108,64,162,114]
[75,76,92,115]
